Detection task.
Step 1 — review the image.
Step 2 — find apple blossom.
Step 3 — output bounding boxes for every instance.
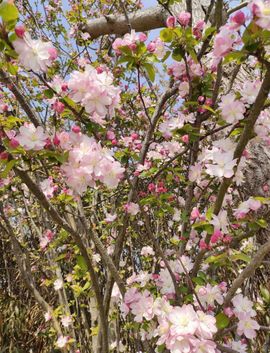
[13,33,57,72]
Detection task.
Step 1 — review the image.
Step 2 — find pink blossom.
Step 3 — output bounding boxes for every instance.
[52,100,65,113]
[16,123,48,150]
[124,202,140,215]
[196,311,217,339]
[68,65,120,124]
[250,0,270,30]
[40,177,57,199]
[141,246,155,256]
[56,335,69,348]
[166,16,176,28]
[178,11,191,27]
[236,313,260,339]
[168,304,198,336]
[232,294,256,318]
[13,32,56,72]
[61,315,73,328]
[130,290,154,322]
[15,25,25,38]
[219,93,245,124]
[53,279,64,290]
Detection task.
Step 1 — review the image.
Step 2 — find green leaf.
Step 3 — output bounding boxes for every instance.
[143,63,155,82]
[160,28,173,43]
[256,219,267,228]
[215,312,230,329]
[0,160,17,178]
[202,26,216,40]
[172,47,184,61]
[230,252,251,263]
[205,253,227,264]
[0,2,19,22]
[76,255,88,272]
[43,89,54,99]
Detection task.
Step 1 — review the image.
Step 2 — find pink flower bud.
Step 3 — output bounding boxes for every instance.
[190,207,200,220]
[148,183,156,192]
[198,96,205,104]
[72,125,81,133]
[224,307,234,318]
[199,239,208,250]
[178,11,191,27]
[107,131,115,140]
[210,229,222,244]
[96,66,104,74]
[263,184,269,192]
[231,10,245,25]
[52,101,65,114]
[131,133,139,140]
[53,135,60,146]
[0,104,8,112]
[48,47,58,60]
[111,139,118,146]
[15,25,26,38]
[147,42,156,52]
[166,16,176,28]
[0,151,8,160]
[9,138,19,148]
[139,32,147,42]
[61,83,68,92]
[181,134,189,144]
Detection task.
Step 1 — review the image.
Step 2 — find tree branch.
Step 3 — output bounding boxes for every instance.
[79,6,167,39]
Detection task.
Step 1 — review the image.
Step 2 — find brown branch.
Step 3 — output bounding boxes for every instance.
[224,239,270,306]
[192,67,270,277]
[0,208,63,337]
[80,5,168,39]
[0,69,41,127]
[13,166,109,353]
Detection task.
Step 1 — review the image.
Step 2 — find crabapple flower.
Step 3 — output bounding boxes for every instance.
[13,32,57,72]
[206,151,237,178]
[61,315,73,328]
[44,311,52,322]
[196,284,224,307]
[53,279,64,290]
[178,11,191,27]
[39,229,54,250]
[218,93,245,124]
[236,312,260,339]
[232,294,256,318]
[213,26,240,60]
[130,290,154,322]
[211,210,229,233]
[68,65,120,124]
[241,80,261,105]
[61,133,124,194]
[40,177,57,199]
[56,335,69,348]
[189,162,202,182]
[229,340,248,353]
[124,202,140,215]
[196,311,217,339]
[141,246,155,256]
[168,304,198,335]
[233,198,262,219]
[16,123,48,150]
[250,0,270,30]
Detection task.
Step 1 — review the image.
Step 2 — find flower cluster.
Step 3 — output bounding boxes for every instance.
[13,32,57,72]
[68,65,121,125]
[233,198,262,219]
[112,30,146,54]
[60,131,124,194]
[232,294,260,339]
[155,302,217,353]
